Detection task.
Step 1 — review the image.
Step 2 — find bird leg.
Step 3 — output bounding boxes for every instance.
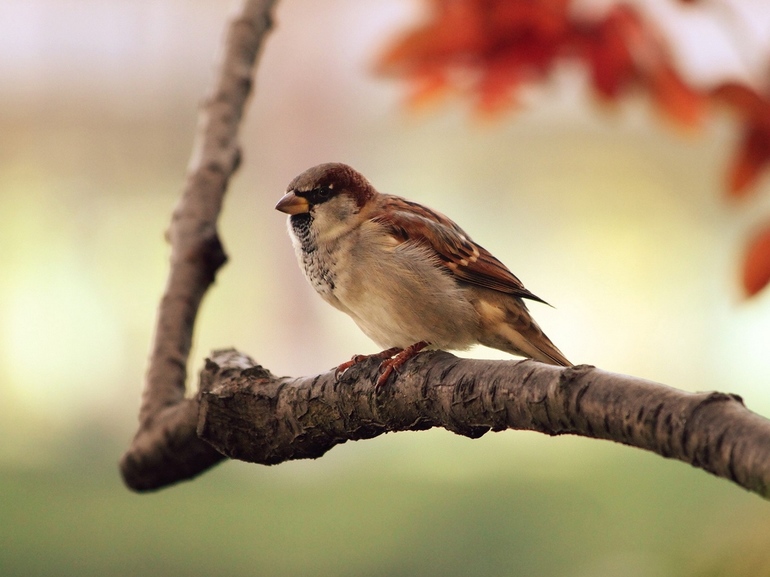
[334,347,403,380]
[375,341,430,388]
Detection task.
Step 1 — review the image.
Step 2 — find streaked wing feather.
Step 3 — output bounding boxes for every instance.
[372,196,548,304]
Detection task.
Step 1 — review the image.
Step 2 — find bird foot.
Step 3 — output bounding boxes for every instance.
[334,342,430,387]
[375,341,430,388]
[334,347,403,381]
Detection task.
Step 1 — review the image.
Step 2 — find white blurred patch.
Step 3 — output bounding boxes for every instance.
[2,261,124,419]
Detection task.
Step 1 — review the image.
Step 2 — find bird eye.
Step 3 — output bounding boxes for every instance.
[308,186,333,204]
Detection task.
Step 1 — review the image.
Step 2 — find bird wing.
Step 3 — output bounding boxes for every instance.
[371,195,548,304]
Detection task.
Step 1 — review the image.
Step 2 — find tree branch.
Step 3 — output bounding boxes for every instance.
[195,349,770,499]
[120,0,279,492]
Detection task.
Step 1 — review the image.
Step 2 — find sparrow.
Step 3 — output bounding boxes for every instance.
[275,162,571,386]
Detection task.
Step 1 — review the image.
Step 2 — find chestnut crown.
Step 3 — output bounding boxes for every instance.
[286,163,376,209]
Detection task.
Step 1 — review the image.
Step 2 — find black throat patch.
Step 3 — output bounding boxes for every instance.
[289,212,336,294]
[290,213,315,253]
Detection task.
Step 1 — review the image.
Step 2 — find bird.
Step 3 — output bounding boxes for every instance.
[275,162,571,386]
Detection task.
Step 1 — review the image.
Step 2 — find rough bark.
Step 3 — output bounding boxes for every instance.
[196,348,770,499]
[120,0,278,491]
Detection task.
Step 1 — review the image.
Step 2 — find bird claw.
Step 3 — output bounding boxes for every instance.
[334,342,430,387]
[374,341,430,389]
[375,361,398,388]
[334,348,402,381]
[334,355,367,380]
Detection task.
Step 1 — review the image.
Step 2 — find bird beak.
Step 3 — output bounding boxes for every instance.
[275,191,310,215]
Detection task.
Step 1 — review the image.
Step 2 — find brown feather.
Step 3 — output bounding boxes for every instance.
[372,195,549,304]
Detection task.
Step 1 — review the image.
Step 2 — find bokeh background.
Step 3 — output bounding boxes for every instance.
[3,0,770,575]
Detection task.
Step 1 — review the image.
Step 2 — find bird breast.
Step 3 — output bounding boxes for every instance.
[291,216,481,350]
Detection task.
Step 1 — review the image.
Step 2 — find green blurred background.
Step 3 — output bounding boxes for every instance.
[2,1,770,575]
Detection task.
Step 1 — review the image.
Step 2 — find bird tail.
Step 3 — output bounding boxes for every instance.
[477,297,572,367]
[523,333,572,367]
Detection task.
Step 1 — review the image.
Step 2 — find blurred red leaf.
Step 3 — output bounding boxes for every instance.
[591,5,704,126]
[743,225,770,297]
[711,83,770,197]
[728,124,770,198]
[378,0,573,112]
[582,8,636,99]
[648,65,704,127]
[476,52,522,115]
[405,71,450,109]
[377,0,486,75]
[489,0,568,39]
[712,83,770,121]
